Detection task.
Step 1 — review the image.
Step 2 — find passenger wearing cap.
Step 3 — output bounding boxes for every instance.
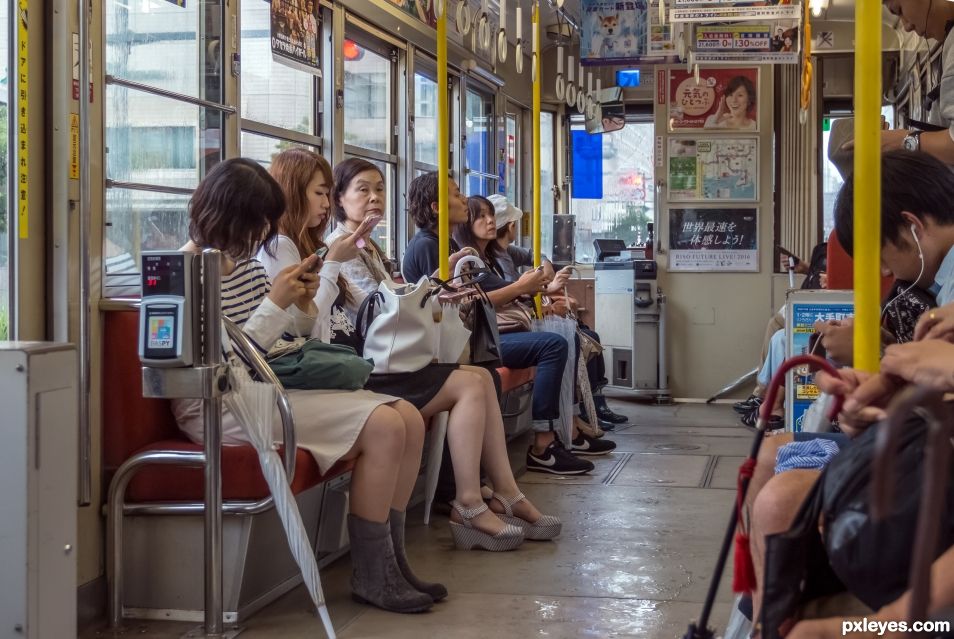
[486,194,628,429]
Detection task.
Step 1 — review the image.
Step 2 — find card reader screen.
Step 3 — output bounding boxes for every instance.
[147,315,175,350]
[142,254,186,296]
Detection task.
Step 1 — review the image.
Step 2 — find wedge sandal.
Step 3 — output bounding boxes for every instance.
[490,492,562,541]
[448,501,524,551]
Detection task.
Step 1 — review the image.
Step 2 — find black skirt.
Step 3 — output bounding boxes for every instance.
[365,363,459,409]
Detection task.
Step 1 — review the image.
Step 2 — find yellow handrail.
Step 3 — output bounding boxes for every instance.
[438,3,450,280]
[532,1,543,315]
[853,0,881,372]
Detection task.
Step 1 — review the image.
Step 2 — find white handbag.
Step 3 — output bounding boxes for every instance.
[434,298,471,364]
[356,276,440,374]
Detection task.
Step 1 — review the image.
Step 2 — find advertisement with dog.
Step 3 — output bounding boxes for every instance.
[581,0,680,63]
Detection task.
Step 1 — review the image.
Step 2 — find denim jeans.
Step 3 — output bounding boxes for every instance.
[499,330,568,428]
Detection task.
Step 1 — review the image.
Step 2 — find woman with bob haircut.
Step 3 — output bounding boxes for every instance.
[260,149,561,553]
[174,157,436,615]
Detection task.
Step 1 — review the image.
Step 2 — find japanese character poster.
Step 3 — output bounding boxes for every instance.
[787,296,854,430]
[581,0,649,63]
[271,0,321,76]
[669,67,759,131]
[668,137,758,201]
[668,208,758,271]
[693,22,799,63]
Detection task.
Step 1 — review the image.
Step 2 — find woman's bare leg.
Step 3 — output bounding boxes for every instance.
[388,399,426,511]
[339,404,407,522]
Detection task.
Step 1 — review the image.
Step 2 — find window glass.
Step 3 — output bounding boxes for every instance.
[414,72,438,167]
[343,40,392,154]
[570,121,655,263]
[465,89,493,195]
[0,0,8,337]
[820,106,893,240]
[105,0,201,97]
[106,86,220,189]
[241,131,315,168]
[539,111,555,257]
[506,114,518,204]
[240,0,315,132]
[343,155,394,256]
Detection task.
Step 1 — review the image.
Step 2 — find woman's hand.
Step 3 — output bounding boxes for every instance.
[268,255,319,310]
[881,340,954,392]
[914,303,954,342]
[448,247,478,274]
[517,268,548,295]
[546,267,572,294]
[326,234,361,263]
[816,368,898,437]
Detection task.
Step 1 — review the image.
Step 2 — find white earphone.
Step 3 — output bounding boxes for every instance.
[882,223,925,319]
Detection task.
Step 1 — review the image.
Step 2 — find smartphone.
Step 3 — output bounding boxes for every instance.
[356,214,383,249]
[314,246,329,260]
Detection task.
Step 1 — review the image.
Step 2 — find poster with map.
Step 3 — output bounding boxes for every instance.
[668,137,758,201]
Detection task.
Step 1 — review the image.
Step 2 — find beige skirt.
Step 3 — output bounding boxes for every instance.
[173,388,400,474]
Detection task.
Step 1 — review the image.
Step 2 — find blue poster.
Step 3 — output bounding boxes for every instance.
[787,301,854,432]
[581,0,648,63]
[571,130,604,200]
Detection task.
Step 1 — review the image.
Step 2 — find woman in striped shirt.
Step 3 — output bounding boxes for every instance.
[171,158,437,614]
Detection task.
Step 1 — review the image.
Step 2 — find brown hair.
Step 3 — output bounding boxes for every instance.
[269,148,333,257]
[189,158,284,259]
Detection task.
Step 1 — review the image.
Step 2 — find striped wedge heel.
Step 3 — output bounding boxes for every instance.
[491,491,563,541]
[448,501,524,551]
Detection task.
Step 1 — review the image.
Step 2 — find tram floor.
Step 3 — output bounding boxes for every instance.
[84,401,753,639]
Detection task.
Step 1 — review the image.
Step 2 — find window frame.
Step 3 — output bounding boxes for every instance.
[463,81,497,196]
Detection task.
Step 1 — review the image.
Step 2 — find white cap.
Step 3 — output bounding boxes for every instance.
[486,194,524,230]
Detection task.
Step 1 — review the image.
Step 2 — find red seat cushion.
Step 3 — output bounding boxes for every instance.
[104,308,348,503]
[497,366,534,393]
[826,230,893,296]
[126,439,352,502]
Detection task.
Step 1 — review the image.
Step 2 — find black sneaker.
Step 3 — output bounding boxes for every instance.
[570,431,617,456]
[594,396,629,424]
[734,395,763,414]
[578,409,616,431]
[527,440,595,475]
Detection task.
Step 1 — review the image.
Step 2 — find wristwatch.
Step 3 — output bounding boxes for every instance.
[902,130,921,152]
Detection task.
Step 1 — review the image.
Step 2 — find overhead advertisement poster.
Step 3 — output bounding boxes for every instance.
[649,1,678,55]
[385,0,438,28]
[693,22,800,63]
[670,2,800,24]
[271,0,322,75]
[581,0,679,64]
[668,137,758,201]
[668,208,758,271]
[668,67,759,131]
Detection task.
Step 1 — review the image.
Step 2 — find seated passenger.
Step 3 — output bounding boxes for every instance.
[456,194,618,466]
[402,172,599,474]
[750,150,954,627]
[258,149,560,547]
[486,193,627,428]
[172,157,435,614]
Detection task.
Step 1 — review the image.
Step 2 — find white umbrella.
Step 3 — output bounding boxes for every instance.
[221,324,336,639]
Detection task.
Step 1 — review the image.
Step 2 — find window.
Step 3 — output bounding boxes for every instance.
[570,120,656,263]
[104,0,225,294]
[464,88,495,196]
[414,71,439,169]
[342,32,398,256]
[539,111,556,257]
[505,112,519,204]
[240,0,316,133]
[820,106,894,240]
[0,0,9,337]
[241,131,315,169]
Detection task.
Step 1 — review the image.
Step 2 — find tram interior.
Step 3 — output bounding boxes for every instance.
[2,0,954,636]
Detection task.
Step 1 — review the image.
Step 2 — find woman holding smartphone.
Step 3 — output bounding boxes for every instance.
[262,149,561,555]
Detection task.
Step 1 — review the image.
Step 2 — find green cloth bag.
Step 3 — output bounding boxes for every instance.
[267,340,373,390]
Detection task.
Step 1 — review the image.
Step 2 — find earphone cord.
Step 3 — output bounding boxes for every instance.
[881,229,925,320]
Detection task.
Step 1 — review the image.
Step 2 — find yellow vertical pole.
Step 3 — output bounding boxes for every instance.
[438,3,450,280]
[532,2,543,314]
[852,0,881,372]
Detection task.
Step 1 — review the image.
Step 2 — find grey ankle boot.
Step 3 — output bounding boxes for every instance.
[347,514,433,613]
[389,509,448,602]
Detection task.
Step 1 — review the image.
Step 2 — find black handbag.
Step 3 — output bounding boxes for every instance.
[465,285,502,367]
[761,408,954,638]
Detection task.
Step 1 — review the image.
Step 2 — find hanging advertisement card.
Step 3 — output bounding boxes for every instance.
[668,208,758,271]
[648,1,678,55]
[581,0,679,63]
[670,3,800,24]
[669,67,759,131]
[785,290,854,431]
[668,137,758,201]
[693,21,799,63]
[271,0,322,76]
[385,0,438,28]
